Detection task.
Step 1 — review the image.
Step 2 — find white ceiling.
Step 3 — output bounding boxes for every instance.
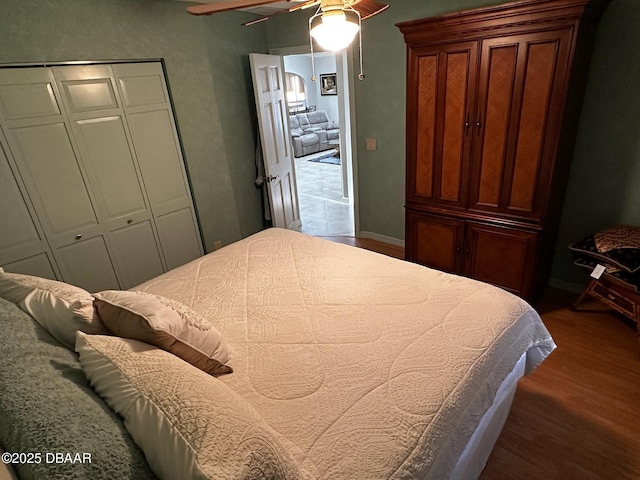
[176,1,308,16]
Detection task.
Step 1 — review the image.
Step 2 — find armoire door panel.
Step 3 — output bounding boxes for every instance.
[109,220,164,289]
[475,43,518,208]
[8,122,99,236]
[464,222,537,295]
[155,207,202,271]
[0,68,61,122]
[509,40,560,213]
[57,236,120,292]
[410,42,477,207]
[407,211,464,273]
[415,53,438,198]
[73,115,148,221]
[126,109,190,214]
[440,51,472,202]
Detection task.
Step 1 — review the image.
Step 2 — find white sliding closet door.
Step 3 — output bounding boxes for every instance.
[113,62,202,270]
[0,67,120,292]
[53,64,165,288]
[0,138,58,279]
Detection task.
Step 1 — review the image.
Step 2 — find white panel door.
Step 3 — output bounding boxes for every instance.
[0,137,58,279]
[249,53,300,230]
[0,67,120,291]
[113,62,203,267]
[54,64,165,288]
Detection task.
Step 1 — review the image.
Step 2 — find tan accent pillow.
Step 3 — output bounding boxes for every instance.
[0,268,106,349]
[76,333,311,480]
[93,290,232,376]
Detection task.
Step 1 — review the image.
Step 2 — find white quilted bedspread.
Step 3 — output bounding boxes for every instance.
[136,228,555,479]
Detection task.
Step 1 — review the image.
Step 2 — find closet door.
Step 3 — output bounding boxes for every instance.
[0,138,58,279]
[0,68,120,292]
[468,28,573,222]
[113,62,203,270]
[407,41,478,210]
[53,65,165,289]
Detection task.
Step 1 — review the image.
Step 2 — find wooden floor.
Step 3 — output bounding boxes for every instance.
[322,236,640,479]
[482,289,640,480]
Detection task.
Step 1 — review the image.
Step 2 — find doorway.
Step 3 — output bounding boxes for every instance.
[273,47,357,237]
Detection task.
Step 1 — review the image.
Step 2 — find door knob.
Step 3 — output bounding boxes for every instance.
[75,234,82,240]
[266,175,279,182]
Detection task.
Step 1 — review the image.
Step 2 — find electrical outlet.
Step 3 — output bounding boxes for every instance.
[214,240,223,250]
[366,138,377,150]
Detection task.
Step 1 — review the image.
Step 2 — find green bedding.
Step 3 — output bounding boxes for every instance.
[0,298,157,480]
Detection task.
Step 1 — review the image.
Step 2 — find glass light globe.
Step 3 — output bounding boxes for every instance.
[310,10,360,52]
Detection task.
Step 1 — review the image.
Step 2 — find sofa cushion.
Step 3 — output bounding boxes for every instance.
[299,133,319,146]
[306,111,330,129]
[289,116,304,137]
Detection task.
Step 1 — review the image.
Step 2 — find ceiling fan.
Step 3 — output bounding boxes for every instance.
[186,0,390,24]
[187,0,390,80]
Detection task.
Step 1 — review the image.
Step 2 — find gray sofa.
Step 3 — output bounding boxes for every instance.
[290,110,340,157]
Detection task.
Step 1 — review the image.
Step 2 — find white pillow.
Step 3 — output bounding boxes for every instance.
[0,268,107,349]
[93,290,232,376]
[76,333,311,480]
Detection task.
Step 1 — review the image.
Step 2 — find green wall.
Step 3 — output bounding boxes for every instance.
[0,0,267,252]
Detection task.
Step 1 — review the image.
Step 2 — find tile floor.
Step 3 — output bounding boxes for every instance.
[295,152,354,236]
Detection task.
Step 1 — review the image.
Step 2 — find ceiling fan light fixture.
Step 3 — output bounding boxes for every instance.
[310,9,360,52]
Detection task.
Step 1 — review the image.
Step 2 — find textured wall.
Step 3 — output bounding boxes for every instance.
[0,0,267,252]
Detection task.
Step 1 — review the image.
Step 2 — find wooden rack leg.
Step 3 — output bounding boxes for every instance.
[571,279,598,311]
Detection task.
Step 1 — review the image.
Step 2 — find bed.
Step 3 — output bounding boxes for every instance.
[0,228,556,479]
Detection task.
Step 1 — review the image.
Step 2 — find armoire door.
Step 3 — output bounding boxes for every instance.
[464,221,538,296]
[406,211,464,274]
[406,41,478,210]
[468,28,573,222]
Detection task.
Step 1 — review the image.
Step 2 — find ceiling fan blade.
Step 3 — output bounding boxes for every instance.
[242,0,318,26]
[289,0,320,12]
[352,0,389,20]
[187,0,286,16]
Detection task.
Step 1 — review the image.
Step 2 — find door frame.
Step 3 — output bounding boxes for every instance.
[269,44,360,237]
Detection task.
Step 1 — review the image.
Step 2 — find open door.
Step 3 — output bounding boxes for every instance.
[250,53,301,230]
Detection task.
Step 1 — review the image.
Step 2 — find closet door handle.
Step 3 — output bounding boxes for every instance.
[476,118,482,129]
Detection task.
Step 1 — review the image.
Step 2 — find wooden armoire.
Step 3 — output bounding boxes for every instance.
[398,0,609,300]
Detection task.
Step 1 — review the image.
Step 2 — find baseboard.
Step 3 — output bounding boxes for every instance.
[548,277,585,294]
[358,231,405,248]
